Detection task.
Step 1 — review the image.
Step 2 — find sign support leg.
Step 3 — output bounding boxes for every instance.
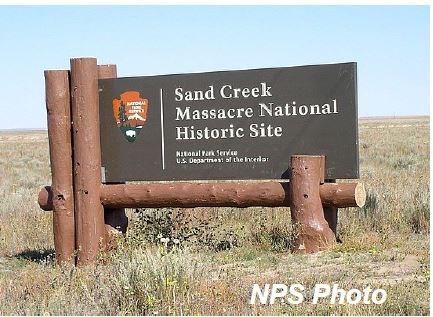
[44,70,76,265]
[290,155,336,253]
[323,179,339,241]
[70,57,106,265]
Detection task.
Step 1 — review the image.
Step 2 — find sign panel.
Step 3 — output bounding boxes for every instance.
[99,62,358,182]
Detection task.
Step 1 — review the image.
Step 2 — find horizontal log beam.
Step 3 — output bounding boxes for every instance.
[101,182,290,208]
[39,186,54,211]
[320,182,366,208]
[39,181,365,210]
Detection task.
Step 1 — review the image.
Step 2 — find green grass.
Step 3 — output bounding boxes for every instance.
[0,117,429,315]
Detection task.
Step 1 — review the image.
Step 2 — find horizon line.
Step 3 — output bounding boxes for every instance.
[0,115,429,132]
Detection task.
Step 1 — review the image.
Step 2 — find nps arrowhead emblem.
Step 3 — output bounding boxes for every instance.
[112,91,149,142]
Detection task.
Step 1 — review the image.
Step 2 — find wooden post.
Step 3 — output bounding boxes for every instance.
[97,64,117,79]
[44,70,75,265]
[290,155,336,253]
[97,64,128,237]
[70,57,106,265]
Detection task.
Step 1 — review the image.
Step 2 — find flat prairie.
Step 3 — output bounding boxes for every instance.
[0,117,429,315]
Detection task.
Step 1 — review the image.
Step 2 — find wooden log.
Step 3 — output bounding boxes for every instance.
[70,57,106,265]
[44,70,75,265]
[290,155,336,253]
[38,185,53,211]
[97,64,128,237]
[320,182,366,208]
[38,181,365,210]
[97,64,117,79]
[100,182,290,208]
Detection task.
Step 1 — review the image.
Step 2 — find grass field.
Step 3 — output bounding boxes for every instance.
[0,117,429,315]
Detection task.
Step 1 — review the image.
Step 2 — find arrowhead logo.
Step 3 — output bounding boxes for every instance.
[112,91,149,142]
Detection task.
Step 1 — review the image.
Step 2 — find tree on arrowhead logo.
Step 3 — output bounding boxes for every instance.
[112,91,149,142]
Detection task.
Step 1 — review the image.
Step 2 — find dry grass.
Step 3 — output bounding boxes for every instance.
[0,117,429,315]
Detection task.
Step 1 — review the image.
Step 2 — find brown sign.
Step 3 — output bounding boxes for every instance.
[99,62,359,182]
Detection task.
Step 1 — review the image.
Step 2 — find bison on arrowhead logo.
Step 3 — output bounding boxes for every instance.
[112,91,149,142]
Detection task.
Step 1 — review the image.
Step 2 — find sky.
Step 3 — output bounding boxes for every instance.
[0,5,429,129]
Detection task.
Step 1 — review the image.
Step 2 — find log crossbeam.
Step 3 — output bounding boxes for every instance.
[39,181,365,210]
